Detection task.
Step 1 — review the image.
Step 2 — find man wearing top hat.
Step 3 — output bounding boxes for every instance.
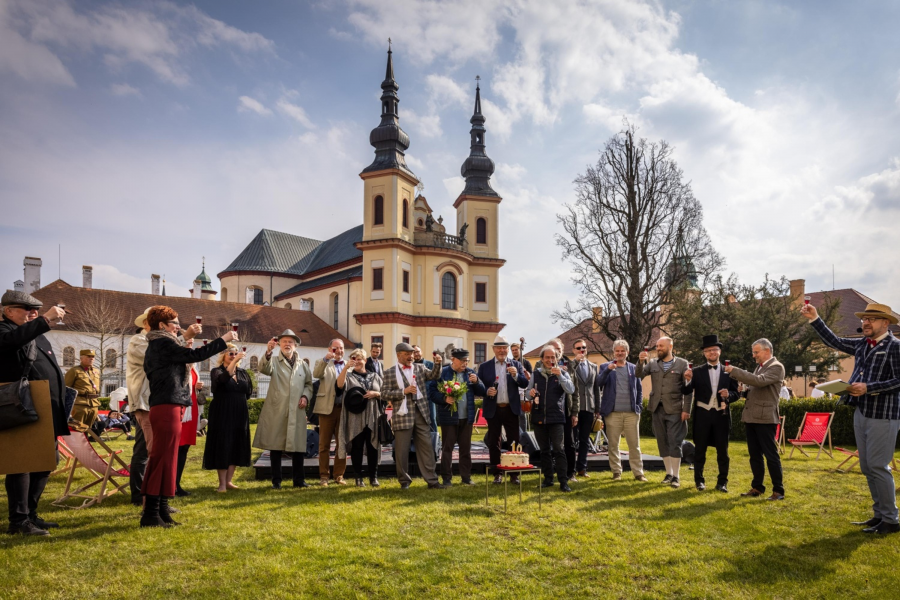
[427,347,486,487]
[381,342,444,489]
[682,335,740,492]
[476,335,530,484]
[0,290,69,536]
[65,349,101,430]
[803,301,900,534]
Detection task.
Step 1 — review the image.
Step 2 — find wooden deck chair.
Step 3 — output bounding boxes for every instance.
[51,439,76,477]
[52,429,130,509]
[775,415,786,454]
[788,412,834,459]
[834,447,859,472]
[473,408,489,434]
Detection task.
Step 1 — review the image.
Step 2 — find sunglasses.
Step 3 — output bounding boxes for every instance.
[227,352,239,356]
[574,346,586,350]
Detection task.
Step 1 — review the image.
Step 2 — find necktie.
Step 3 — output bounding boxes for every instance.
[578,360,589,382]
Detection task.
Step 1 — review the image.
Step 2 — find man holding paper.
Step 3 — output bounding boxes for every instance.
[381,342,443,489]
[803,301,900,534]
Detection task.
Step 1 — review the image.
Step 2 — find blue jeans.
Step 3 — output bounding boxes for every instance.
[855,410,900,524]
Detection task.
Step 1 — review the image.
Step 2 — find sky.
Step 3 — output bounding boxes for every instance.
[2,0,899,347]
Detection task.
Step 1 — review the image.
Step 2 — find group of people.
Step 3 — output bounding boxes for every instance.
[2,286,899,536]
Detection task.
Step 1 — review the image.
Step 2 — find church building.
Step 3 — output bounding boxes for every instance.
[217,48,506,363]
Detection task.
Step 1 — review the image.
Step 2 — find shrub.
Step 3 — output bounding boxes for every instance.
[99,397,110,410]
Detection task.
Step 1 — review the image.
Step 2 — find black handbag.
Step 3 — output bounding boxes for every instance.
[376,401,394,445]
[0,344,38,431]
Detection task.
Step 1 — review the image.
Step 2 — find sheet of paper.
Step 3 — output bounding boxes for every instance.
[815,379,849,394]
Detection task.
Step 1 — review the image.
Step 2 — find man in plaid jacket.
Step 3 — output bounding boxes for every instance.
[382,342,443,489]
[803,301,900,534]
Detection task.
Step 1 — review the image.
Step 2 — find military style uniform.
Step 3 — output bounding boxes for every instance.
[65,350,100,430]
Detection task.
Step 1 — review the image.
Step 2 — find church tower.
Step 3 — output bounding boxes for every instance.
[360,44,419,244]
[454,78,501,259]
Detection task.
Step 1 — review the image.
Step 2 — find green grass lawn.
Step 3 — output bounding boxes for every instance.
[2,427,899,599]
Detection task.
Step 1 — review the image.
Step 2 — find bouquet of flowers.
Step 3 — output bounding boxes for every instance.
[438,378,469,413]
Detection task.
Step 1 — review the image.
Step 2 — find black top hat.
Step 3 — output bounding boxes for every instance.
[343,386,368,414]
[700,334,723,350]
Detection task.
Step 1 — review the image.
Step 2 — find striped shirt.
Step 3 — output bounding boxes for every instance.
[810,317,900,420]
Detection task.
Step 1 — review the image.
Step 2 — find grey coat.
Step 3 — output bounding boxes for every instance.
[253,350,313,452]
[728,357,785,425]
[570,358,602,413]
[635,356,692,415]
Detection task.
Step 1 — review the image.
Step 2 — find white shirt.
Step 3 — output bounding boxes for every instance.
[697,363,721,411]
[494,359,509,405]
[810,387,825,398]
[780,386,791,400]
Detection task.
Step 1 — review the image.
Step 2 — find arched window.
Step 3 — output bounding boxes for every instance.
[441,272,457,310]
[402,199,409,229]
[105,349,117,369]
[247,287,264,305]
[417,218,424,227]
[250,356,259,371]
[476,217,487,244]
[284,303,292,310]
[63,346,75,367]
[373,195,384,226]
[332,294,340,330]
[221,288,228,302]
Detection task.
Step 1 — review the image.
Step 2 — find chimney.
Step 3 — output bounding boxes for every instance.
[193,279,201,299]
[151,274,161,295]
[789,279,805,308]
[23,257,41,293]
[13,280,24,292]
[592,307,603,333]
[82,265,93,289]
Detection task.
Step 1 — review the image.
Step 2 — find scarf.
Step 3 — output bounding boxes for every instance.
[147,329,192,389]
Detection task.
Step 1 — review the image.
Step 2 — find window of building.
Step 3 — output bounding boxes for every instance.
[475,282,487,303]
[474,343,487,365]
[402,336,410,344]
[284,303,292,310]
[374,195,384,226]
[417,218,424,227]
[373,267,384,291]
[253,288,264,305]
[371,336,383,347]
[250,356,259,371]
[441,272,457,310]
[63,346,75,367]
[476,217,487,244]
[105,349,117,369]
[402,270,410,294]
[402,199,409,229]
[332,294,339,330]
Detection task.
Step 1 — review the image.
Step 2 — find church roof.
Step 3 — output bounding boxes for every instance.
[276,266,363,300]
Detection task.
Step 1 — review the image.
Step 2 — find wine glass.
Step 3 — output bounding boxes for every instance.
[804,295,811,306]
[56,303,65,325]
[231,323,239,336]
[724,359,730,367]
[196,316,202,325]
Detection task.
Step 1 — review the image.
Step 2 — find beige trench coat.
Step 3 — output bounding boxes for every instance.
[252,350,313,453]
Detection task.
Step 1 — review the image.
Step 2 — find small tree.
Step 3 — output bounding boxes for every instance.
[554,121,723,359]
[666,274,844,373]
[72,294,133,390]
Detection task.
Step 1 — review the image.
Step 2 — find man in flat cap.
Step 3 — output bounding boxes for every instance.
[804,301,900,534]
[65,349,101,430]
[381,342,444,489]
[0,290,69,536]
[427,347,485,487]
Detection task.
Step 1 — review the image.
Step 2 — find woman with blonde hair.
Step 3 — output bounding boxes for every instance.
[202,343,252,492]
[336,348,385,487]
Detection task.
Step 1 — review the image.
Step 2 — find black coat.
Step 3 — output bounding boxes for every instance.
[682,363,740,414]
[0,316,69,437]
[143,333,227,408]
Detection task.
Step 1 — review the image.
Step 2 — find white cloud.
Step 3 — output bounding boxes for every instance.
[403,107,442,138]
[91,264,190,298]
[405,152,425,171]
[237,95,271,116]
[110,82,140,97]
[276,99,315,129]
[0,0,75,85]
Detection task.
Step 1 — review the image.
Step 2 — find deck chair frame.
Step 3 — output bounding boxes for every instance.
[775,415,786,454]
[473,408,489,434]
[788,412,834,459]
[52,429,130,509]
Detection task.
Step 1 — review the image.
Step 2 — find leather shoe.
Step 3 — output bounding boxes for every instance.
[715,484,728,493]
[30,516,59,529]
[293,481,309,488]
[175,488,191,497]
[765,492,785,501]
[492,475,503,485]
[567,474,578,483]
[369,478,381,488]
[560,482,572,493]
[741,488,763,497]
[400,483,410,490]
[696,483,706,491]
[460,479,476,486]
[541,480,555,488]
[509,475,520,485]
[577,470,590,479]
[864,521,900,534]
[6,521,49,536]
[427,483,442,490]
[851,517,881,527]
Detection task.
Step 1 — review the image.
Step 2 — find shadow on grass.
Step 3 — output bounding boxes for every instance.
[718,530,871,584]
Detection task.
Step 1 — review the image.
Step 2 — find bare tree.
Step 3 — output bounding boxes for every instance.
[553,122,723,357]
[72,295,133,390]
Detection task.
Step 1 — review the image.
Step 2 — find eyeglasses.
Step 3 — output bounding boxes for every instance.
[166,321,180,326]
[860,317,885,324]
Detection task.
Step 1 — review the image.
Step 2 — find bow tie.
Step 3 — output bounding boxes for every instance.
[334,361,344,365]
[866,338,878,348]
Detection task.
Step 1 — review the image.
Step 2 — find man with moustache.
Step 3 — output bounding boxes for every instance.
[365,342,384,377]
[570,339,601,478]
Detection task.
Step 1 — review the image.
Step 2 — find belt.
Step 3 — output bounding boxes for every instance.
[82,393,99,399]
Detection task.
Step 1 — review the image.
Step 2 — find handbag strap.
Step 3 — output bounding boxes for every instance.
[19,341,37,380]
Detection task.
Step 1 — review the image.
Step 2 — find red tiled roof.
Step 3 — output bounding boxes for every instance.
[32,280,353,348]
[525,312,663,359]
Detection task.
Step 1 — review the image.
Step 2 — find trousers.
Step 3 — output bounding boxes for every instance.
[349,427,379,480]
[604,411,644,476]
[652,404,687,458]
[693,408,731,486]
[318,404,347,480]
[270,450,306,486]
[575,410,595,472]
[745,422,784,495]
[533,423,567,483]
[855,409,900,524]
[129,413,149,503]
[5,471,50,525]
[486,405,521,475]
[392,409,439,486]
[440,419,473,481]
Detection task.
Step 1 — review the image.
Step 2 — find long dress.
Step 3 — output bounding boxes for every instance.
[202,366,252,470]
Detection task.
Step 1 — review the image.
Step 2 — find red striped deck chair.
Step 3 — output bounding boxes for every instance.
[775,415,786,454]
[52,429,130,509]
[473,408,489,434]
[788,412,834,459]
[834,447,859,472]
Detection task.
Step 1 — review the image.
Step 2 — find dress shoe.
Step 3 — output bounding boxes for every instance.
[741,488,763,497]
[541,480,555,488]
[440,481,453,489]
[30,516,59,529]
[272,482,282,490]
[696,483,706,491]
[634,475,648,482]
[509,475,521,485]
[560,482,572,493]
[427,483,442,490]
[400,483,410,490]
[661,474,673,485]
[864,521,900,535]
[461,479,476,486]
[369,478,381,487]
[293,481,309,488]
[851,517,881,527]
[175,488,191,497]
[319,478,329,487]
[6,521,49,536]
[715,484,728,493]
[577,470,590,479]
[335,476,347,486]
[492,475,503,485]
[670,477,681,489]
[612,473,622,481]
[567,474,578,483]
[355,478,366,487]
[765,492,785,501]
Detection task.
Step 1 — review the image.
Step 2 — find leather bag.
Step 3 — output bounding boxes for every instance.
[0,345,38,431]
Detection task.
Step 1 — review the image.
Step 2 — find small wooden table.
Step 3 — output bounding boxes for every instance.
[485,465,542,512]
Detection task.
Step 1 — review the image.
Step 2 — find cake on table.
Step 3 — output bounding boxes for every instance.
[500,443,530,468]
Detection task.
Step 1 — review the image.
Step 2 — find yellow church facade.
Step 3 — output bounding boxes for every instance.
[217,48,505,363]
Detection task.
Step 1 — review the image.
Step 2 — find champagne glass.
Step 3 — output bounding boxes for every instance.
[56,303,65,325]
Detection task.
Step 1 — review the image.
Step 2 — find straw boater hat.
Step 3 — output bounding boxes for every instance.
[854,303,898,325]
[134,307,153,328]
[492,335,510,347]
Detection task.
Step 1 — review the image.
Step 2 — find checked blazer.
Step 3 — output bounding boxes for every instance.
[381,360,443,431]
[811,317,900,420]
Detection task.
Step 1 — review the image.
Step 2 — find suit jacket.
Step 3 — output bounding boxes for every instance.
[682,363,739,418]
[381,360,443,430]
[364,356,384,377]
[635,356,692,415]
[595,362,643,417]
[570,358,602,413]
[728,357,785,424]
[427,365,486,426]
[312,358,343,415]
[476,358,529,418]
